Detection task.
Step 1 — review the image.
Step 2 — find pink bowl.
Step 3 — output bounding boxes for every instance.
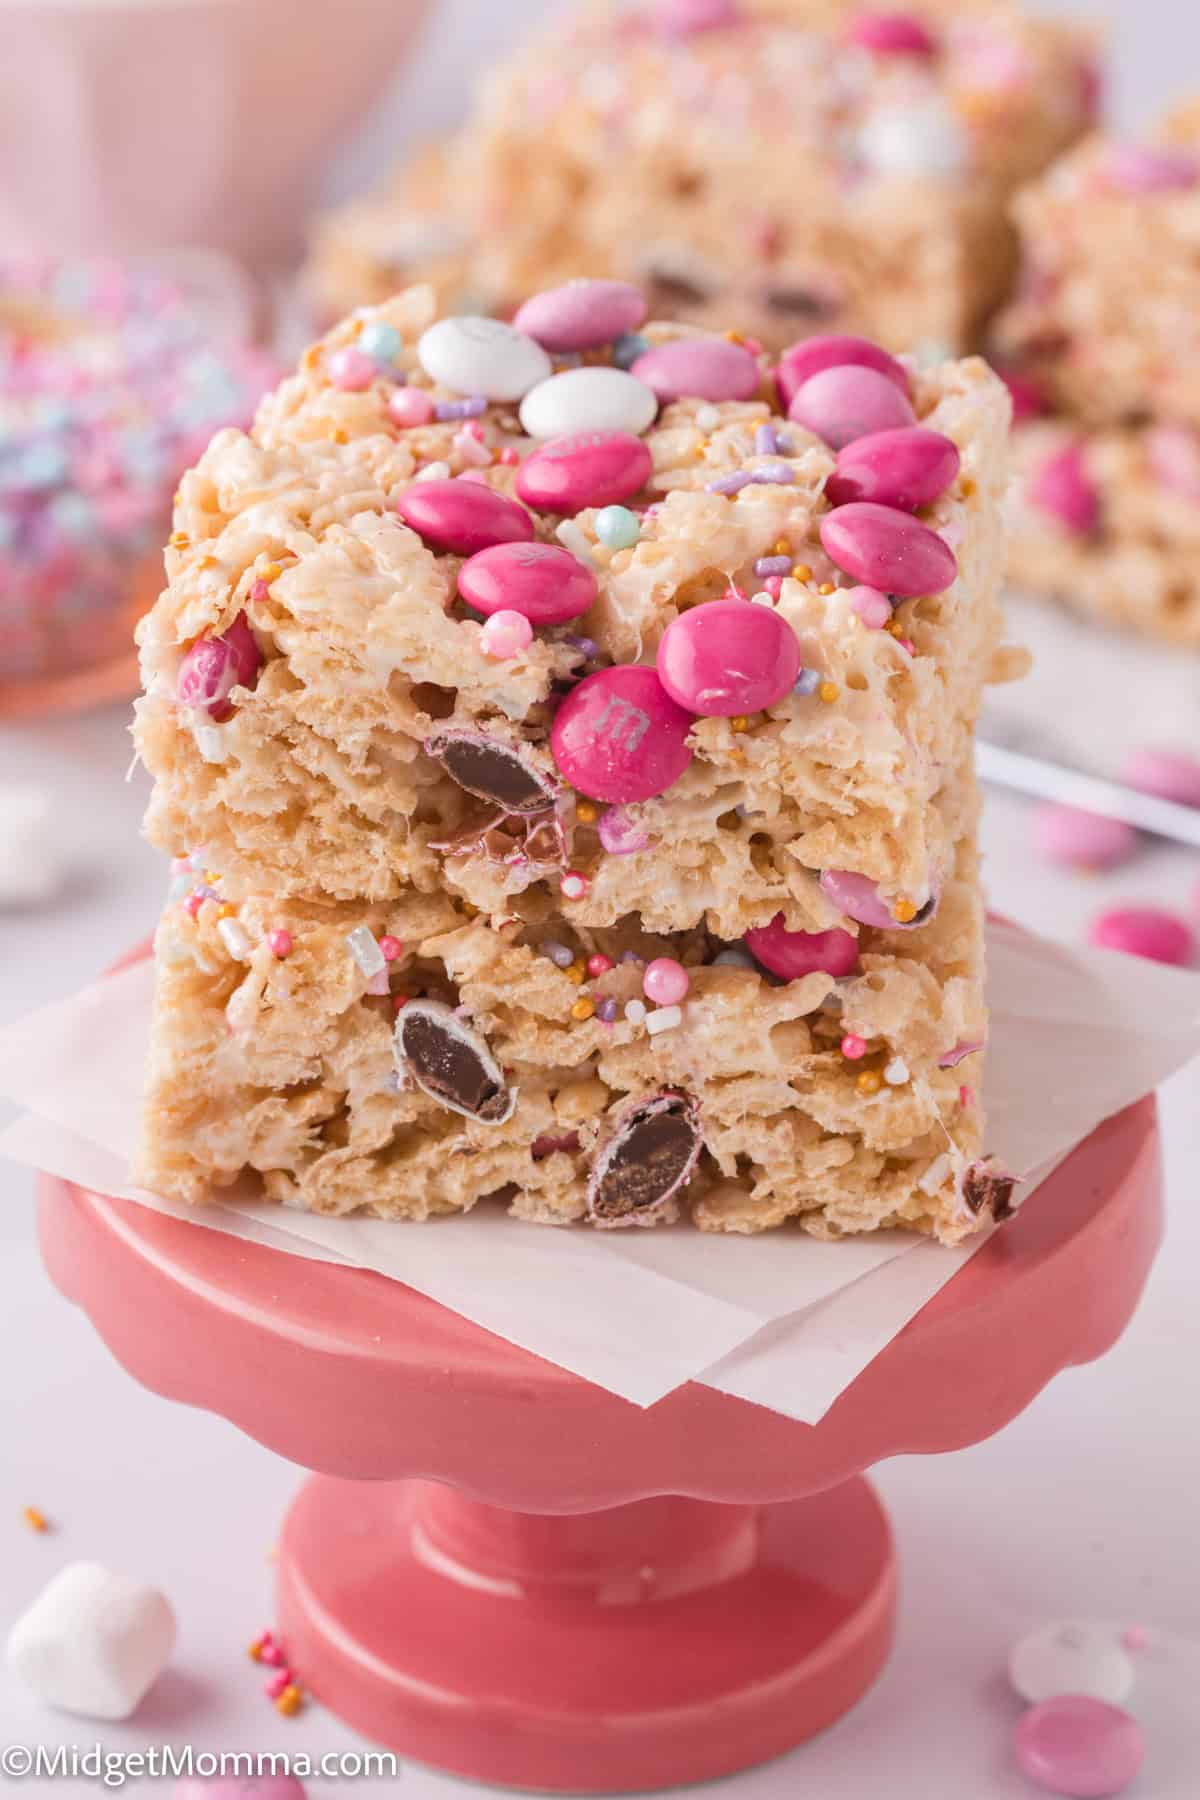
[0,0,431,268]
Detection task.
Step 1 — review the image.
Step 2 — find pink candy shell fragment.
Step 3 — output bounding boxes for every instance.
[1122,747,1200,809]
[744,916,860,980]
[1033,803,1138,871]
[1088,906,1193,966]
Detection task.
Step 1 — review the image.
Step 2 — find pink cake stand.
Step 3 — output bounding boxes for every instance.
[37,1095,1161,1790]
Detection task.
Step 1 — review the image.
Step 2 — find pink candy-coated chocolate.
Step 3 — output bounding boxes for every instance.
[643,957,690,1004]
[790,365,915,451]
[1146,425,1200,501]
[819,868,898,930]
[1104,142,1200,193]
[819,502,957,596]
[551,665,693,802]
[825,427,960,511]
[479,609,534,658]
[513,281,648,352]
[328,346,376,392]
[397,479,534,556]
[516,431,653,513]
[744,916,860,980]
[776,334,908,411]
[631,336,759,404]
[1014,1696,1145,1799]
[458,541,597,625]
[1088,906,1194,967]
[176,614,262,721]
[1033,803,1138,871]
[388,387,436,428]
[844,10,937,56]
[847,585,892,628]
[1123,746,1200,807]
[656,598,801,716]
[1027,442,1099,535]
[597,805,653,854]
[651,0,742,38]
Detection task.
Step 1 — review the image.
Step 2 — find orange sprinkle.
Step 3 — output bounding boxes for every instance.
[169,531,189,550]
[566,963,586,986]
[818,681,840,704]
[248,1635,269,1663]
[22,1507,48,1533]
[275,1684,304,1717]
[960,477,977,497]
[571,997,596,1022]
[724,329,745,344]
[258,561,282,583]
[817,582,836,596]
[215,903,235,920]
[331,427,348,445]
[791,563,813,581]
[729,715,749,733]
[575,800,598,825]
[772,537,792,556]
[856,1070,883,1096]
[892,899,918,924]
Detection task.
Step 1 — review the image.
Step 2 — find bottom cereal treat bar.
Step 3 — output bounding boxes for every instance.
[1008,418,1200,645]
[139,765,1010,1245]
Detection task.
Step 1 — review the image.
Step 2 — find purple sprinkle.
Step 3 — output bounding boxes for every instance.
[435,394,487,421]
[544,942,574,968]
[747,464,795,486]
[563,635,598,657]
[754,554,792,577]
[755,423,779,456]
[596,997,619,1024]
[706,471,753,495]
[793,668,821,696]
[620,949,643,965]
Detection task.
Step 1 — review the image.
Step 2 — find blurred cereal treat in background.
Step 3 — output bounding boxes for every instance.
[996,110,1200,644]
[0,257,277,716]
[307,0,1098,353]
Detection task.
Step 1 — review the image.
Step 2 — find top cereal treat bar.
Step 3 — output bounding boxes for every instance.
[134,284,1015,949]
[307,0,1097,353]
[996,119,1200,430]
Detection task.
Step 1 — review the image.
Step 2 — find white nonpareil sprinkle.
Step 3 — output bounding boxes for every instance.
[346,925,386,979]
[414,460,452,483]
[216,917,252,961]
[555,519,595,565]
[884,1057,910,1086]
[193,725,228,764]
[750,590,775,607]
[918,1152,953,1195]
[645,1004,683,1036]
[624,998,647,1025]
[695,403,721,433]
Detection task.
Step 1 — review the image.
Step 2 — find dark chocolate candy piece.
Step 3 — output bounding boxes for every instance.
[588,1091,703,1225]
[427,728,559,815]
[961,1156,1019,1223]
[395,999,515,1124]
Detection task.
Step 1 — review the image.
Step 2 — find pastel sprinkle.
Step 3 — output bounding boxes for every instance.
[346,925,386,979]
[645,1004,684,1035]
[328,346,377,391]
[436,395,487,422]
[594,505,641,549]
[479,609,534,658]
[841,1033,868,1059]
[596,997,620,1024]
[625,998,648,1025]
[560,871,589,901]
[643,957,690,1004]
[793,669,822,696]
[357,320,403,365]
[267,928,293,958]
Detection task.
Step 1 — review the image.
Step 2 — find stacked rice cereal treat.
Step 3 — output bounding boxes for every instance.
[997,114,1200,643]
[135,281,1021,1243]
[309,0,1096,354]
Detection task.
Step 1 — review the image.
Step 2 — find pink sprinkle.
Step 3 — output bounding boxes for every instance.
[845,10,938,58]
[328,346,377,392]
[764,576,783,599]
[1120,1626,1149,1652]
[499,446,521,466]
[264,1669,294,1700]
[841,1033,868,1060]
[260,1642,285,1667]
[643,957,690,1005]
[723,584,748,602]
[388,387,436,429]
[379,935,404,961]
[1033,802,1138,871]
[479,609,534,658]
[896,638,915,654]
[561,871,589,901]
[393,994,409,1013]
[958,1084,974,1108]
[587,953,615,977]
[1089,905,1194,966]
[266,929,293,959]
[847,584,892,629]
[184,892,203,918]
[249,579,270,604]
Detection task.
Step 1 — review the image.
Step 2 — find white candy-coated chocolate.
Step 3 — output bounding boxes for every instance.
[6,1562,177,1721]
[519,366,659,440]
[1009,1621,1135,1707]
[417,316,551,401]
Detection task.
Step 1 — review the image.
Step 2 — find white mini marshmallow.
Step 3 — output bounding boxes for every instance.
[6,1562,176,1720]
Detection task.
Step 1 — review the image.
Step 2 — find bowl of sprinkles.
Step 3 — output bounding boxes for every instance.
[0,256,277,716]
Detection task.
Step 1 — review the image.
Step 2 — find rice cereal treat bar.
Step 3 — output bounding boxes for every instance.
[1005,411,1200,646]
[136,281,1021,1242]
[307,0,1096,354]
[996,124,1200,430]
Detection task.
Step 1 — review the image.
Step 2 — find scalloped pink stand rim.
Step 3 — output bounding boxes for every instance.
[37,1091,1160,1789]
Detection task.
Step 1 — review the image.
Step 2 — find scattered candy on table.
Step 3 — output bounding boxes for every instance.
[6,1561,176,1721]
[1014,1696,1145,1799]
[1088,905,1194,966]
[1009,1621,1136,1706]
[1033,804,1138,872]
[1122,747,1200,809]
